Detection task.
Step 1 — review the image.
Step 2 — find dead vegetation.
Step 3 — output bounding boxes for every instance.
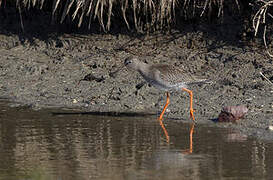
[0,0,273,53]
[252,0,273,57]
[3,0,242,31]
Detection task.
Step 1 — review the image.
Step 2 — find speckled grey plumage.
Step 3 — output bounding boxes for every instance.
[124,57,208,91]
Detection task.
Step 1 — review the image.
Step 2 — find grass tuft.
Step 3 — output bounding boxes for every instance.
[2,0,273,42]
[8,0,242,32]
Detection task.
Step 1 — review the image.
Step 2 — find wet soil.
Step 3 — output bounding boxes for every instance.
[0,9,272,140]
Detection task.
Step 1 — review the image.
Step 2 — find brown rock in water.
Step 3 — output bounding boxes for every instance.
[218,105,248,122]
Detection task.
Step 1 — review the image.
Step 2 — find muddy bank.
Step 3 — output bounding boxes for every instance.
[0,17,273,140]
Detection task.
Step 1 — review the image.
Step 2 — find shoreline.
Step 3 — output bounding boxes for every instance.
[0,30,272,141]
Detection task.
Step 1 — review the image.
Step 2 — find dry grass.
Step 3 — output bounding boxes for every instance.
[3,0,273,55]
[11,0,242,32]
[252,0,273,57]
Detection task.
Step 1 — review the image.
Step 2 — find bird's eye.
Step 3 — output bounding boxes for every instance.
[124,58,133,66]
[125,60,131,65]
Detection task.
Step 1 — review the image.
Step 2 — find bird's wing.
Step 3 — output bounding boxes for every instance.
[151,64,196,85]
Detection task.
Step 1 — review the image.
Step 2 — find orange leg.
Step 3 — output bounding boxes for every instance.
[158,92,170,121]
[182,88,195,122]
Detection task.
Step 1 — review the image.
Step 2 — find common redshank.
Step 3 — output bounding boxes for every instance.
[124,56,209,122]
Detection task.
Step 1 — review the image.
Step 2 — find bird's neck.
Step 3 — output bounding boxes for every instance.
[136,62,149,74]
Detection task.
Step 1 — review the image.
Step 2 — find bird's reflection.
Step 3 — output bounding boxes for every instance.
[182,123,195,154]
[158,119,170,143]
[158,120,195,154]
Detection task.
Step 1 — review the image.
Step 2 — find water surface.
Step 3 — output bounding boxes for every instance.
[0,100,272,180]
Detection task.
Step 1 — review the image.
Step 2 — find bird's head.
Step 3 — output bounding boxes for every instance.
[124,57,140,70]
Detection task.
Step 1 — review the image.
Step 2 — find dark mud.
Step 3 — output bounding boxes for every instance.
[0,10,272,141]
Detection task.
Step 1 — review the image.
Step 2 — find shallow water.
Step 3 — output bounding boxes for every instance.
[0,100,272,180]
